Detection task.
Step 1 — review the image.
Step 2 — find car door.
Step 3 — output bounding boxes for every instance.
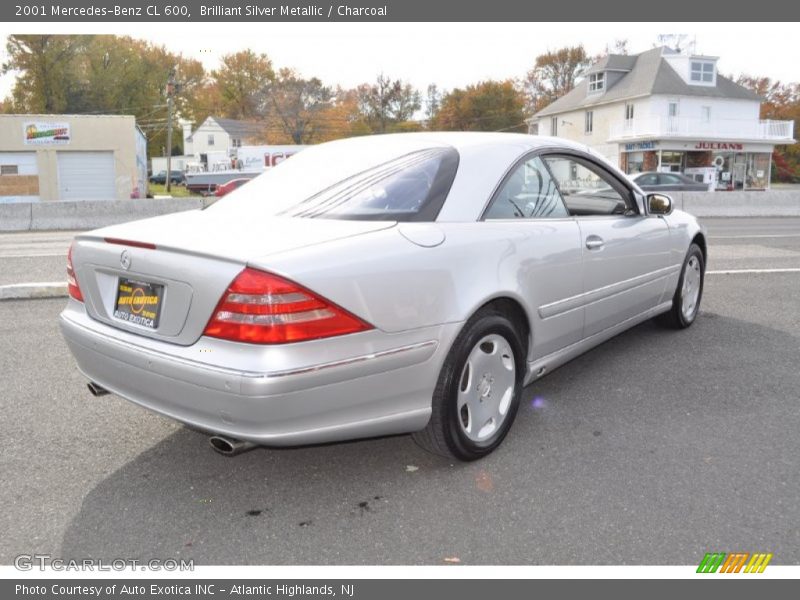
[635,173,659,191]
[483,155,584,360]
[542,153,672,339]
[658,173,685,191]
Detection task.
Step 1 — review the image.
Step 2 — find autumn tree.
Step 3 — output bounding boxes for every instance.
[737,75,800,181]
[263,68,333,144]
[2,35,91,113]
[2,34,204,157]
[523,45,591,114]
[356,73,421,133]
[431,80,526,133]
[424,84,442,123]
[211,50,274,120]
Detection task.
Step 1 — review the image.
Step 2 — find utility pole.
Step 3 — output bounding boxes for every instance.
[165,67,176,193]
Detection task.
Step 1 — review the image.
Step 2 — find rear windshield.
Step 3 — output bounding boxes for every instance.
[276,148,458,221]
[212,145,459,222]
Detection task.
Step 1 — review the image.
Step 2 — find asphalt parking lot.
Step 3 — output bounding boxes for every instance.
[1,218,798,565]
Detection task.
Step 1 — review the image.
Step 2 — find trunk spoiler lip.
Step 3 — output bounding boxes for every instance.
[74,220,399,264]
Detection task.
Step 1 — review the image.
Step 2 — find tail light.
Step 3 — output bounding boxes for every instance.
[203,268,373,344]
[66,242,83,302]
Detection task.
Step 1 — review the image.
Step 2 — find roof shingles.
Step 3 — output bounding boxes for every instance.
[534,47,761,118]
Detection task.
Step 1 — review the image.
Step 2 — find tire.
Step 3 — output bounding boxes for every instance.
[413,308,526,461]
[658,242,705,329]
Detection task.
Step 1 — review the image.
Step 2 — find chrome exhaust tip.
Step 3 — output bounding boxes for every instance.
[87,382,109,397]
[209,435,257,457]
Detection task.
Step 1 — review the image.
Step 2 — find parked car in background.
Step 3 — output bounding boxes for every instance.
[60,133,706,461]
[632,171,709,192]
[215,178,252,198]
[149,170,185,185]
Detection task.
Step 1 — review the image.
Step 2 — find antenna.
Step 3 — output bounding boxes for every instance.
[657,34,691,54]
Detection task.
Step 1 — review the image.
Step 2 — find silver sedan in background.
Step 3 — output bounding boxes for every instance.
[60,133,706,461]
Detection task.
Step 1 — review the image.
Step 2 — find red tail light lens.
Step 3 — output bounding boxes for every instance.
[203,268,373,344]
[66,242,83,302]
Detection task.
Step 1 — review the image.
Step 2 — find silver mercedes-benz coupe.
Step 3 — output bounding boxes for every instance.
[60,133,706,461]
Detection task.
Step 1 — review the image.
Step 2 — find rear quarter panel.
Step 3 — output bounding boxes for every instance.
[250,221,583,360]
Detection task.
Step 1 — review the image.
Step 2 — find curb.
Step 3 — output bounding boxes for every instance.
[0,282,68,300]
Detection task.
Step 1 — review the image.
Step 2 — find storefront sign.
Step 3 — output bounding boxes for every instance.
[624,141,658,151]
[694,142,743,150]
[23,122,71,145]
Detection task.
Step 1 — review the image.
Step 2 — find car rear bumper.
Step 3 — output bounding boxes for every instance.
[59,301,460,446]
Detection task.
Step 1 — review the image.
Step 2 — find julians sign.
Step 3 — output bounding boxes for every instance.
[694,142,744,151]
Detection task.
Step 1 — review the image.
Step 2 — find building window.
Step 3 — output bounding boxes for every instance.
[701,106,712,122]
[232,138,241,148]
[207,134,215,146]
[668,102,679,117]
[690,61,714,83]
[0,165,19,175]
[551,117,558,136]
[660,151,684,173]
[588,72,605,94]
[625,103,635,121]
[584,111,593,134]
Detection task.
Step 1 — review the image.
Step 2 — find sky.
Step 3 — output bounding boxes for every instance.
[1,22,798,102]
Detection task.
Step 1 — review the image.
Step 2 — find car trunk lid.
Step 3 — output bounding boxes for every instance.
[71,210,395,345]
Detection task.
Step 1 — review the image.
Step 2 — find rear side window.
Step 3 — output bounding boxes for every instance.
[276,148,459,221]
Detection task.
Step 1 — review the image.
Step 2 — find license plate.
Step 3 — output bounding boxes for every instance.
[113,278,164,329]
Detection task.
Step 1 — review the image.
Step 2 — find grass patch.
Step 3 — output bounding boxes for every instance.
[148,183,195,198]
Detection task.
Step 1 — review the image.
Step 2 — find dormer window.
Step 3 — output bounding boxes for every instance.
[588,72,605,94]
[690,61,715,84]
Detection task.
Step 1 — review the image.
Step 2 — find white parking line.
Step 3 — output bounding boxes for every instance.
[709,234,800,239]
[707,268,800,274]
[0,252,67,258]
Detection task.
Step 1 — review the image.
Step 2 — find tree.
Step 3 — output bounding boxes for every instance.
[2,34,205,157]
[264,68,333,144]
[356,73,421,133]
[314,86,372,140]
[211,50,274,120]
[424,84,442,123]
[2,35,91,112]
[431,80,526,133]
[737,75,800,181]
[523,45,591,114]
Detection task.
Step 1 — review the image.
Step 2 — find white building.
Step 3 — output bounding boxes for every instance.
[528,47,795,190]
[0,114,147,202]
[183,117,267,160]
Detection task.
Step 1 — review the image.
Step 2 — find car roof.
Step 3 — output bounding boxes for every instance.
[314,131,595,155]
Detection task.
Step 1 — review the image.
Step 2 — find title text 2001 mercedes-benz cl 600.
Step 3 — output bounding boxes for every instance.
[60,133,706,460]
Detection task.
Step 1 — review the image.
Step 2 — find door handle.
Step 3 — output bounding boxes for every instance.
[585,236,604,250]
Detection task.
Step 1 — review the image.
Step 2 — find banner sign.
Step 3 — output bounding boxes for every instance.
[23,122,71,145]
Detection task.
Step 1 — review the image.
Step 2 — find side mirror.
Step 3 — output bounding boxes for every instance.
[648,193,673,215]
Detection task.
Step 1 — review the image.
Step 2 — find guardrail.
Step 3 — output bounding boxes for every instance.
[0,192,798,232]
[0,197,215,232]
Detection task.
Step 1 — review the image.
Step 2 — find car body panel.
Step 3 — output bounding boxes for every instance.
[60,132,706,446]
[633,171,708,192]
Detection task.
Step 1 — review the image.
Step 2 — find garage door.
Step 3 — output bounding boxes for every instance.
[57,151,115,200]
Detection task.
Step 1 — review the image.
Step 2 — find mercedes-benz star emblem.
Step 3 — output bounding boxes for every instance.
[120,249,131,270]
